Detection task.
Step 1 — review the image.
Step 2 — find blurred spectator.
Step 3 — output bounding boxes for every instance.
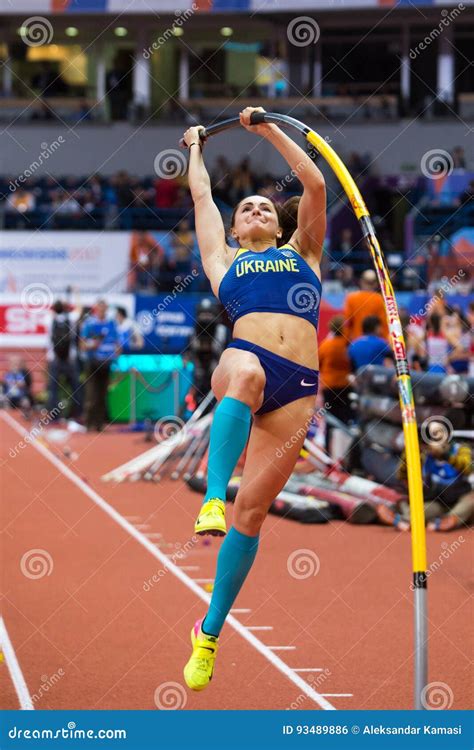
[174,219,194,253]
[1,355,32,417]
[399,309,426,371]
[447,312,471,374]
[231,159,256,203]
[47,300,80,420]
[348,315,392,371]
[113,171,135,227]
[6,189,36,214]
[343,269,389,341]
[459,179,474,206]
[80,300,121,431]
[451,146,466,169]
[425,313,449,373]
[334,263,355,289]
[115,306,144,352]
[211,156,233,204]
[129,231,164,292]
[318,315,352,451]
[155,175,179,209]
[52,189,81,215]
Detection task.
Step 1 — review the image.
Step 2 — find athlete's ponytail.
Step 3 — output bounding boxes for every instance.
[277,196,300,247]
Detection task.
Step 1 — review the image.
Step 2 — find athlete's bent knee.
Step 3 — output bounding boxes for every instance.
[234,503,267,536]
[228,362,265,407]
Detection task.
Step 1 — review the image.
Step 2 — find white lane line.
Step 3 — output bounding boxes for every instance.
[268,646,297,651]
[294,668,324,672]
[0,616,34,710]
[2,412,336,711]
[123,516,142,522]
[145,533,162,538]
[192,578,214,584]
[133,524,151,531]
[230,608,251,614]
[247,626,273,631]
[177,566,200,571]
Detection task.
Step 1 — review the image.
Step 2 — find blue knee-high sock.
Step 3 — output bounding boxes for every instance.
[202,527,259,637]
[204,396,251,504]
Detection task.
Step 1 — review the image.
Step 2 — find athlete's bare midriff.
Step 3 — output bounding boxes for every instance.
[233,312,319,370]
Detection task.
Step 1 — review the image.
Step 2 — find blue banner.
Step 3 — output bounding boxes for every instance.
[0,710,472,749]
[134,293,204,354]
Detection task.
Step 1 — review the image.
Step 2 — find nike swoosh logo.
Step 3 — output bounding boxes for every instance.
[300,379,317,387]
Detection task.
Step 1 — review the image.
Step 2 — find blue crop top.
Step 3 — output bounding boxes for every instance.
[218,244,322,330]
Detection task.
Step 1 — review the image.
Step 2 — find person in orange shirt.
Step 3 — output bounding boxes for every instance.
[344,269,389,341]
[318,315,352,451]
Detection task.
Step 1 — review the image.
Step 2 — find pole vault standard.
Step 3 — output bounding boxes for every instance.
[183,111,428,709]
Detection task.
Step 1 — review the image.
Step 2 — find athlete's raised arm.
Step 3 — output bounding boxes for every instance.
[240,107,326,262]
[183,126,232,292]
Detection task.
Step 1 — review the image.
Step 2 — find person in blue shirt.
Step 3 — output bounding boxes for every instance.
[348,315,392,372]
[80,299,121,431]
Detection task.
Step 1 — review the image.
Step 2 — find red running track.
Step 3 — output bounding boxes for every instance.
[1,411,472,711]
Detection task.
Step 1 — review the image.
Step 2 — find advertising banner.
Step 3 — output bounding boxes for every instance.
[0,232,131,295]
[0,293,135,349]
[134,293,203,354]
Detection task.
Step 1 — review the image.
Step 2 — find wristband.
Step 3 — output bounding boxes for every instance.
[188,142,202,150]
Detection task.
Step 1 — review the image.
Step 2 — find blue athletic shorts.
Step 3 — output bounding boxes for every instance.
[226,338,319,415]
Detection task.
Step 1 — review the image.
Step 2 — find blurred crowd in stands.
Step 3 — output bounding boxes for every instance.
[3,144,472,294]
